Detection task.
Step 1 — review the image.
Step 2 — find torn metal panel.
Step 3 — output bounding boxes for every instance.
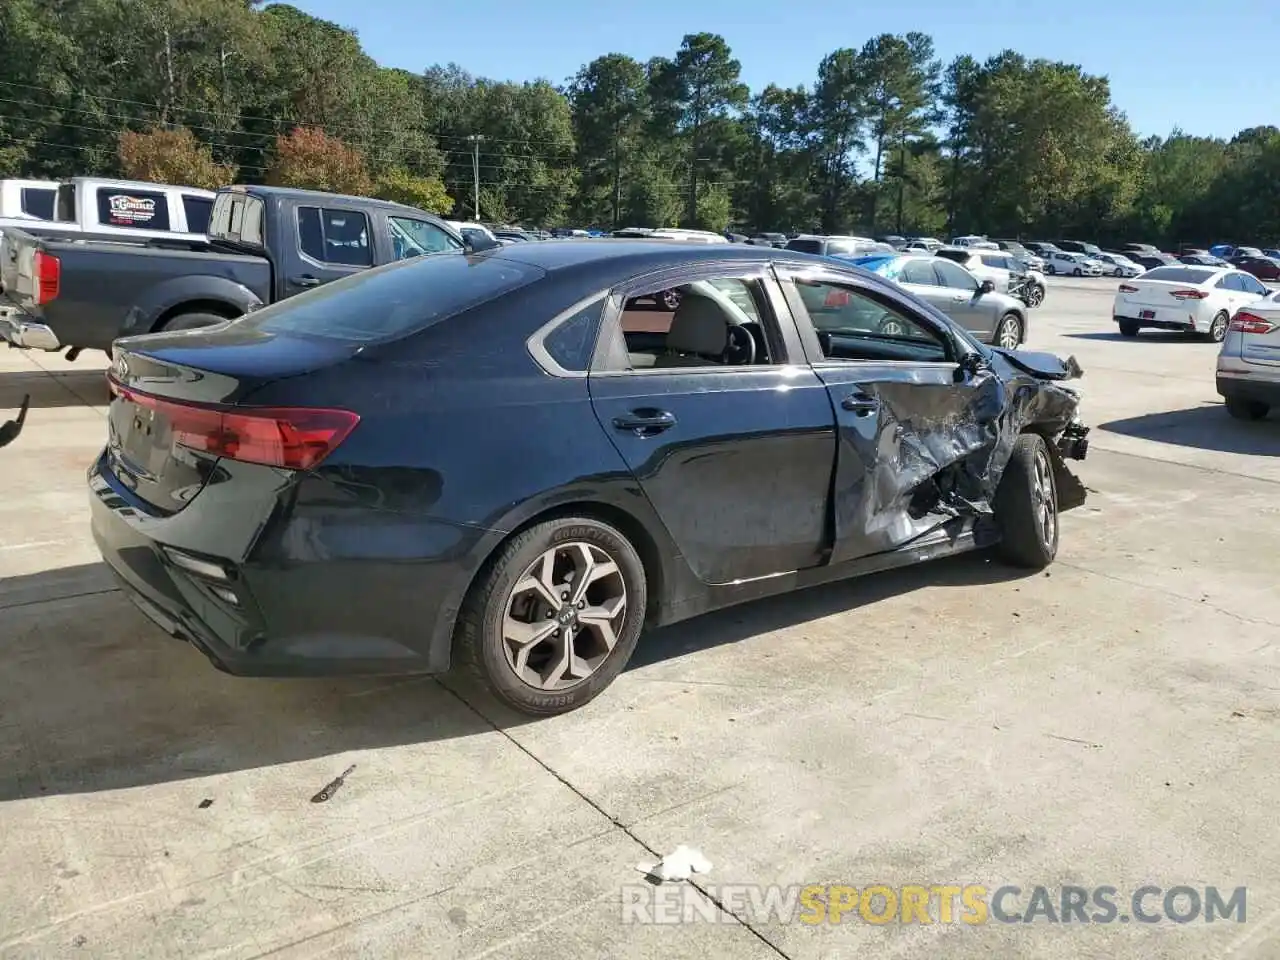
[816,349,1088,564]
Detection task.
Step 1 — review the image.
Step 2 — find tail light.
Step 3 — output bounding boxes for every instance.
[1170,289,1209,300]
[32,251,60,305]
[1118,284,1138,293]
[107,377,358,471]
[1228,312,1278,335]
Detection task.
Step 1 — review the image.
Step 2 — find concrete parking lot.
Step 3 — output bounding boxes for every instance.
[1,276,1278,959]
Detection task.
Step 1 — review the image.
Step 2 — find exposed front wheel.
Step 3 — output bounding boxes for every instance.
[994,432,1059,570]
[454,516,647,716]
[1046,264,1057,275]
[1025,284,1044,307]
[1072,267,1083,277]
[995,313,1023,349]
[1118,320,1140,337]
[1225,397,1269,421]
[1207,311,1229,343]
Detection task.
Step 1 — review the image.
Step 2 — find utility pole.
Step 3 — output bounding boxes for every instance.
[466,135,485,221]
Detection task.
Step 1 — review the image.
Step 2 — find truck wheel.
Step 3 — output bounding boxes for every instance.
[159,311,229,332]
[453,516,647,716]
[993,432,1059,570]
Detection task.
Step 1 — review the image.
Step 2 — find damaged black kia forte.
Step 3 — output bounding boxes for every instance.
[90,241,1090,716]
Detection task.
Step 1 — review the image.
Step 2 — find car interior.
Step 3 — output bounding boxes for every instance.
[613,277,952,369]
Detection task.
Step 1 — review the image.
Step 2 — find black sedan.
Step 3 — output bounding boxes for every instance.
[90,242,1090,716]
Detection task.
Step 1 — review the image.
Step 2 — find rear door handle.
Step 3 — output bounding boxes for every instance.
[841,394,880,415]
[612,409,677,435]
[290,275,321,288]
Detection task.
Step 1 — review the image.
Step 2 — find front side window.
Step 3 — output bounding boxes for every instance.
[96,188,171,230]
[1239,273,1268,295]
[788,278,950,364]
[297,207,372,266]
[388,216,462,260]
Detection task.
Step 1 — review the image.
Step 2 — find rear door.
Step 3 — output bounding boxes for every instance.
[586,262,836,585]
[279,201,376,297]
[775,264,1001,563]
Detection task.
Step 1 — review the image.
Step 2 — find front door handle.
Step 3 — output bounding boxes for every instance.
[841,394,880,415]
[952,294,969,302]
[613,409,677,435]
[290,275,321,288]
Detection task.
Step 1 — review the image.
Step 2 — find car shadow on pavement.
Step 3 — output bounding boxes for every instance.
[1063,332,1201,343]
[1099,403,1277,455]
[0,369,111,409]
[0,552,1032,801]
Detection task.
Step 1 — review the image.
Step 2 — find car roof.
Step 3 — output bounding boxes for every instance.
[482,239,906,295]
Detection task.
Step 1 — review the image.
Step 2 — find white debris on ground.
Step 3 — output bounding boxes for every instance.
[636,845,713,883]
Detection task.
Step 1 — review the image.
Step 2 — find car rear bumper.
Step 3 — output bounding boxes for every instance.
[89,449,461,677]
[1113,310,1201,332]
[0,306,60,350]
[1216,375,1280,405]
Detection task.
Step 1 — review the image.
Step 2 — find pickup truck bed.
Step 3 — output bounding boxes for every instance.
[1,228,270,351]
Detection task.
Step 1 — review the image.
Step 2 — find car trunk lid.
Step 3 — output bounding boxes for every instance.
[106,327,362,513]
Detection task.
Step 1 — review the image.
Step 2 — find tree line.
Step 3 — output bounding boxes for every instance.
[2,0,1277,245]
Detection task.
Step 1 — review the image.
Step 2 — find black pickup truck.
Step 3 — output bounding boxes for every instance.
[0,185,484,357]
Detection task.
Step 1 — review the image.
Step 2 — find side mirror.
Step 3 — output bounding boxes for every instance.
[980,279,996,295]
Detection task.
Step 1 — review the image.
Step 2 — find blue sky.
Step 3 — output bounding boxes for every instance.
[290,0,1273,141]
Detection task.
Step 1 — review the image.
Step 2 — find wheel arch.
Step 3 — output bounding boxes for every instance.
[437,497,675,669]
[151,299,244,331]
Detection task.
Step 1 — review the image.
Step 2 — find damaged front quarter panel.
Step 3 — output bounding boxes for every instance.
[815,346,1089,563]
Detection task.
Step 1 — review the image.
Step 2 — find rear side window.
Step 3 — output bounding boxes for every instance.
[539,297,606,372]
[182,196,213,234]
[208,193,265,246]
[20,188,55,219]
[234,254,545,343]
[298,207,372,266]
[96,188,170,230]
[1141,267,1214,284]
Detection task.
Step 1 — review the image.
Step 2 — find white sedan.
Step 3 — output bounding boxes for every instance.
[1044,251,1104,276]
[1112,265,1271,342]
[1094,252,1143,278]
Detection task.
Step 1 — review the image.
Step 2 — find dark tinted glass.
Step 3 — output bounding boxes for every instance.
[786,239,823,254]
[1141,267,1215,284]
[20,188,55,219]
[234,255,545,343]
[542,298,605,371]
[96,188,171,230]
[182,196,213,233]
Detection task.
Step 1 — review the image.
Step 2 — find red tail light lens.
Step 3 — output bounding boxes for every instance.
[1118,284,1138,293]
[1170,289,1209,300]
[32,251,60,305]
[1228,312,1278,335]
[107,377,358,470]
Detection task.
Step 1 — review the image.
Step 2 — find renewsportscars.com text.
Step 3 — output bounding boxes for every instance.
[621,884,1247,925]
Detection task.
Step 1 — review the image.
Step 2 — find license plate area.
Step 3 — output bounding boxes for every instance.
[1140,309,1155,320]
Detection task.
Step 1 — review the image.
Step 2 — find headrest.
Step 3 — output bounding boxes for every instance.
[666,295,728,355]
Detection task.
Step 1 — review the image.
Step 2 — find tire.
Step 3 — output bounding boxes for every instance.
[994,432,1059,570]
[158,311,229,332]
[1026,284,1044,307]
[1207,311,1229,343]
[1072,267,1082,277]
[1046,264,1057,275]
[995,312,1023,349]
[1118,320,1140,337]
[1114,267,1123,277]
[453,516,647,716]
[1225,397,1269,421]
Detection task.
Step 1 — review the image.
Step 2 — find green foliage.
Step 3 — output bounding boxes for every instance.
[0,8,1275,242]
[375,168,453,214]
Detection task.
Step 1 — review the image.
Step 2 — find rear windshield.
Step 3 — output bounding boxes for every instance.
[786,239,822,254]
[1141,266,1215,284]
[232,253,545,343]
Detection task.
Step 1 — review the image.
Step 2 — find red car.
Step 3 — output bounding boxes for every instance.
[1230,256,1280,281]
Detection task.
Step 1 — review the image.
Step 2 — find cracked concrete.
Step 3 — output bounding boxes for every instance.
[1,276,1278,959]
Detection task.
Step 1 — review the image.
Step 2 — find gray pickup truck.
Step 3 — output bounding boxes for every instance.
[0,184,482,358]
